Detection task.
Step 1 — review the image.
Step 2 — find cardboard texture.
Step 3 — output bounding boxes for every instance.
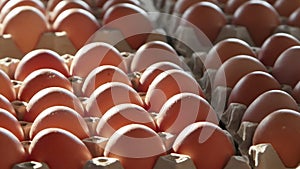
[153,153,197,169]
[223,156,251,169]
[83,136,109,158]
[69,76,84,97]
[158,132,176,153]
[19,121,32,141]
[12,161,50,169]
[274,25,300,40]
[0,57,20,79]
[199,69,217,102]
[84,157,124,169]
[0,34,23,59]
[84,117,101,136]
[237,121,258,156]
[12,100,27,121]
[210,86,232,117]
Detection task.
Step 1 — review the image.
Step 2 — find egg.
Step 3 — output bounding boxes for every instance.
[18,69,73,102]
[242,90,299,123]
[292,81,300,103]
[0,128,26,169]
[145,69,204,113]
[46,0,61,11]
[156,93,218,135]
[0,108,24,141]
[14,49,70,81]
[0,69,16,101]
[24,87,84,122]
[0,94,16,116]
[224,0,248,14]
[287,7,300,28]
[52,8,100,49]
[0,0,9,11]
[252,109,300,168]
[96,103,157,138]
[101,0,141,18]
[102,3,153,50]
[1,6,49,54]
[204,38,256,70]
[213,55,267,89]
[173,0,217,14]
[70,42,127,78]
[272,46,300,87]
[85,82,144,117]
[130,41,183,73]
[228,71,281,106]
[172,122,235,169]
[82,65,131,97]
[29,128,92,169]
[273,0,300,17]
[138,61,183,92]
[180,1,226,43]
[258,33,300,67]
[232,1,280,46]
[104,124,166,169]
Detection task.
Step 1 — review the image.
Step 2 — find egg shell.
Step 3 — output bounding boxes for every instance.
[46,0,61,11]
[242,90,299,123]
[18,69,73,102]
[156,93,219,135]
[252,109,300,168]
[273,0,300,17]
[145,69,204,113]
[224,0,248,14]
[292,81,300,103]
[101,0,141,18]
[29,128,92,169]
[104,124,166,169]
[0,94,16,116]
[81,65,131,97]
[173,0,217,14]
[0,108,24,141]
[96,103,157,138]
[172,122,235,169]
[14,49,70,81]
[70,42,127,78]
[0,69,16,101]
[85,82,144,117]
[287,8,300,27]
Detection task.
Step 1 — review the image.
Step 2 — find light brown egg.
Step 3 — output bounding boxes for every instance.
[70,42,127,78]
[0,0,9,11]
[228,71,281,106]
[213,55,267,89]
[0,69,16,101]
[46,0,61,11]
[224,0,248,14]
[292,81,300,103]
[253,109,300,168]
[96,103,157,138]
[102,3,153,50]
[204,38,256,70]
[130,41,183,73]
[101,0,141,18]
[258,33,300,67]
[29,128,92,169]
[138,61,183,92]
[287,8,300,28]
[145,69,204,113]
[85,82,144,117]
[1,6,49,54]
[18,69,73,102]
[81,65,131,97]
[272,46,300,87]
[0,108,24,141]
[242,90,299,123]
[14,49,70,81]
[0,94,16,116]
[173,0,217,14]
[232,1,280,46]
[156,93,218,135]
[273,0,300,17]
[104,124,166,169]
[25,87,84,122]
[53,8,100,49]
[172,122,235,169]
[0,128,26,169]
[180,1,226,43]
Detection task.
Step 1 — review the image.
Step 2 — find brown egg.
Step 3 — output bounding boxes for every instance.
[14,49,70,81]
[213,55,267,89]
[18,69,73,102]
[70,42,127,78]
[104,124,166,169]
[273,0,300,17]
[292,81,300,103]
[0,108,24,141]
[0,94,16,116]
[228,71,281,106]
[25,87,84,122]
[85,82,144,117]
[180,1,226,43]
[272,46,300,87]
[0,128,26,169]
[232,1,280,46]
[253,109,300,168]
[101,0,141,18]
[96,103,157,138]
[258,33,300,67]
[1,6,49,54]
[266,0,276,5]
[102,3,153,50]
[172,122,235,169]
[53,8,100,49]
[0,0,9,11]
[81,65,131,97]
[138,61,183,92]
[145,69,204,113]
[157,93,218,135]
[29,128,92,169]
[242,90,298,123]
[130,41,183,73]
[0,69,16,101]
[173,0,217,14]
[288,8,300,28]
[46,0,61,11]
[224,0,248,14]
[204,38,256,70]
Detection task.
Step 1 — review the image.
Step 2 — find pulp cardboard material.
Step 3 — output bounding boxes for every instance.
[210,86,232,117]
[69,76,84,97]
[0,57,20,79]
[12,161,50,169]
[237,121,258,156]
[83,136,109,158]
[153,153,197,169]
[12,100,27,121]
[84,117,101,136]
[19,121,32,141]
[0,34,23,59]
[84,157,124,169]
[224,156,252,169]
[158,132,176,153]
[199,69,218,102]
[274,25,300,40]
